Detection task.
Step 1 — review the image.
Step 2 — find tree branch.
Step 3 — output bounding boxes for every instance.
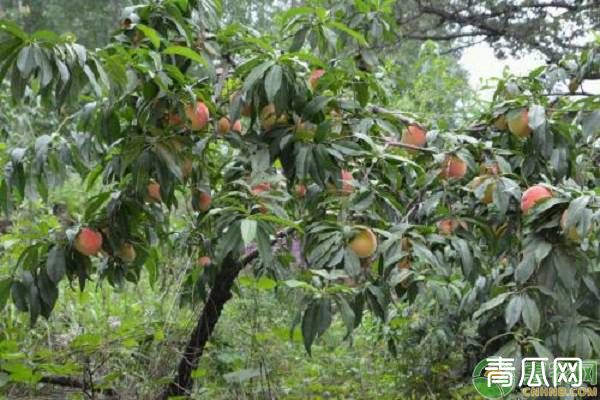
[36,375,116,396]
[160,229,291,399]
[400,0,596,60]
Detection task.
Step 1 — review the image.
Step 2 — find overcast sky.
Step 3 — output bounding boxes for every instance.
[461,43,544,90]
[461,41,599,97]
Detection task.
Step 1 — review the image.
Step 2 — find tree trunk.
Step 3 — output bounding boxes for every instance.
[161,230,288,399]
[160,252,255,399]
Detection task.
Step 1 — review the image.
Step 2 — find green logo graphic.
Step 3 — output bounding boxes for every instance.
[472,358,516,399]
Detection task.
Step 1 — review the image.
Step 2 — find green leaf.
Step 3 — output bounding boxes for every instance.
[522,294,541,334]
[243,60,274,92]
[301,301,319,355]
[505,295,523,329]
[30,30,60,43]
[11,281,28,312]
[0,19,28,40]
[366,285,386,320]
[191,368,207,379]
[321,26,337,50]
[581,110,600,139]
[355,81,369,107]
[301,298,332,355]
[586,328,600,356]
[575,330,592,358]
[283,280,316,291]
[255,223,273,266]
[582,275,600,300]
[136,24,161,49]
[163,46,206,65]
[335,294,355,335]
[411,241,441,270]
[289,27,308,52]
[144,248,159,289]
[0,278,12,311]
[240,219,258,246]
[2,361,40,383]
[28,284,41,326]
[515,253,535,284]
[534,241,552,263]
[0,372,8,387]
[0,37,22,68]
[279,6,314,23]
[493,180,509,215]
[223,368,261,383]
[344,249,361,277]
[326,21,368,45]
[552,249,577,289]
[528,104,545,129]
[71,333,103,352]
[256,277,276,290]
[37,271,58,310]
[564,196,590,228]
[453,238,473,277]
[532,341,554,359]
[473,292,511,319]
[16,45,35,76]
[264,64,283,104]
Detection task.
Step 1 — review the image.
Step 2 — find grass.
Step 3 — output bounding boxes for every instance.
[0,260,479,399]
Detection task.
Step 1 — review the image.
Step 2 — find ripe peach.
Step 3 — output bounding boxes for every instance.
[251,182,271,195]
[232,119,242,133]
[197,256,212,267]
[185,101,210,131]
[308,68,325,89]
[74,227,103,256]
[260,104,287,131]
[441,155,467,179]
[147,181,162,203]
[349,228,378,258]
[507,109,531,138]
[294,184,307,198]
[401,124,427,149]
[197,191,212,212]
[167,112,183,127]
[341,169,353,195]
[217,116,231,134]
[520,185,552,214]
[437,218,459,235]
[116,242,136,263]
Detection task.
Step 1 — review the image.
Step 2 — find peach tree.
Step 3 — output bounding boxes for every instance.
[0,0,599,397]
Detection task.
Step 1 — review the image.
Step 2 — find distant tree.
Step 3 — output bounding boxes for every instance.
[392,0,599,62]
[0,0,127,47]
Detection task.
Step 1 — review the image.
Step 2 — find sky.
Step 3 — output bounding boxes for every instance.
[461,43,544,91]
[461,41,599,97]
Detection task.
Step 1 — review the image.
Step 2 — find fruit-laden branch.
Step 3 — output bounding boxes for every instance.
[161,229,291,399]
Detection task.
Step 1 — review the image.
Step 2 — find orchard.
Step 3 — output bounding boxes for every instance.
[0,0,599,399]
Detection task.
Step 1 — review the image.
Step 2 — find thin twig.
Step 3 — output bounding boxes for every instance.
[384,137,437,154]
